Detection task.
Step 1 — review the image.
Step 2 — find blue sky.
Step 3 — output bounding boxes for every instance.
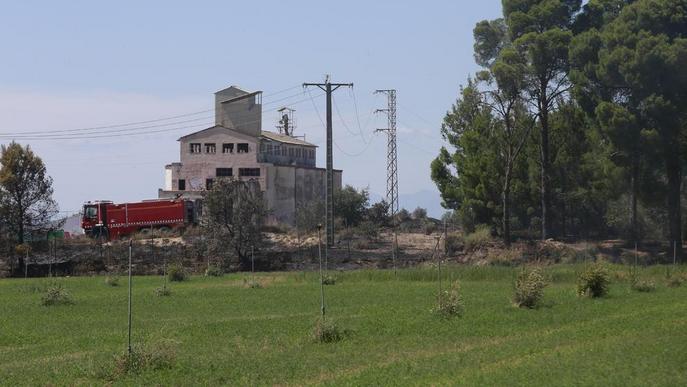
[0,0,501,218]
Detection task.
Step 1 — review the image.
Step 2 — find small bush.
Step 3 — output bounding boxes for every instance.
[577,263,610,298]
[354,221,379,242]
[463,224,491,251]
[513,267,547,308]
[490,249,521,266]
[431,281,464,318]
[154,285,171,297]
[667,276,683,288]
[167,264,188,282]
[322,275,336,285]
[41,283,73,306]
[112,341,176,377]
[444,233,462,256]
[243,278,263,289]
[312,318,343,343]
[423,221,437,235]
[205,265,223,277]
[631,278,657,292]
[105,275,120,287]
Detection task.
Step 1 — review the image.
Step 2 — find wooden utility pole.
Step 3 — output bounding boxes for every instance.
[303,76,353,247]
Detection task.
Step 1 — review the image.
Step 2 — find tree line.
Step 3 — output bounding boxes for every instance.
[431,0,687,257]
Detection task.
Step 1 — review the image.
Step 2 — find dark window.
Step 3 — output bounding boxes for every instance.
[178,179,186,191]
[189,143,201,153]
[205,143,216,153]
[206,178,214,190]
[222,143,234,153]
[239,168,261,177]
[216,168,232,177]
[237,143,249,153]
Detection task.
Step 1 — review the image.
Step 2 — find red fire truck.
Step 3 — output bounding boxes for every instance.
[81,199,198,240]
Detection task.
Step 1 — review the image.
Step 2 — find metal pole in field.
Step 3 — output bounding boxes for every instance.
[127,239,133,356]
[317,224,326,320]
[674,241,677,267]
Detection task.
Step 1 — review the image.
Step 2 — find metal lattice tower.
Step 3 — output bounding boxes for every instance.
[375,89,399,217]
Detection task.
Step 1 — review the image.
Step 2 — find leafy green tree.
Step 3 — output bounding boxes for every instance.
[576,0,687,256]
[334,185,369,227]
[474,18,535,245]
[502,0,582,239]
[0,142,58,244]
[366,200,390,227]
[202,178,267,270]
[431,81,502,233]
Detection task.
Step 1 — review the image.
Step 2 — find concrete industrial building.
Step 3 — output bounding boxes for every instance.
[158,86,342,225]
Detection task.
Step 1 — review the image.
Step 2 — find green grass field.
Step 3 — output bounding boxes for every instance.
[1,265,686,386]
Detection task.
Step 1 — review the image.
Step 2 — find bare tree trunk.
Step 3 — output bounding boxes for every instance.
[666,155,683,261]
[540,106,551,240]
[502,167,512,247]
[630,155,639,242]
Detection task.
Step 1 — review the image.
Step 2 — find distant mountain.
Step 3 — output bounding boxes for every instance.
[370,189,447,219]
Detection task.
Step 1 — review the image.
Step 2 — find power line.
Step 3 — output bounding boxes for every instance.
[0,85,308,136]
[2,93,325,140]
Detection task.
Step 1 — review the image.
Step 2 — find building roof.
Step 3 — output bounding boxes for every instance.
[261,131,317,147]
[177,125,258,142]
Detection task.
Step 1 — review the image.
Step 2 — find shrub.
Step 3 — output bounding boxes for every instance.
[444,233,462,256]
[322,275,336,286]
[490,249,521,266]
[154,285,171,297]
[205,265,223,277]
[354,221,379,242]
[243,278,262,289]
[105,275,120,287]
[431,281,464,318]
[41,283,73,306]
[513,268,547,308]
[667,276,683,288]
[631,278,657,292]
[577,263,610,298]
[112,341,176,377]
[167,264,188,282]
[423,221,437,235]
[312,318,343,343]
[463,224,491,251]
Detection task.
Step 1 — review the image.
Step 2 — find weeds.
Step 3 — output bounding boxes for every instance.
[41,283,73,306]
[205,265,223,277]
[168,264,188,282]
[154,285,172,297]
[243,278,263,289]
[322,275,336,286]
[104,275,120,287]
[431,280,464,318]
[577,263,610,298]
[631,278,657,292]
[513,267,546,308]
[667,275,683,288]
[312,318,343,343]
[463,224,491,251]
[111,341,176,377]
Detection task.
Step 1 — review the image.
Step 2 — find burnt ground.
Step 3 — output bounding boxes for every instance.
[0,230,681,278]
